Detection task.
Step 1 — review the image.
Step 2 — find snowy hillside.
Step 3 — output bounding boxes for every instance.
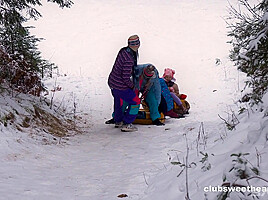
[1,0,267,200]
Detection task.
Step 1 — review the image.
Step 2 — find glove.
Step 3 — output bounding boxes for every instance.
[180,94,187,100]
[169,87,175,93]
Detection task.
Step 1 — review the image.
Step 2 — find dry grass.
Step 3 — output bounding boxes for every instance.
[32,105,80,138]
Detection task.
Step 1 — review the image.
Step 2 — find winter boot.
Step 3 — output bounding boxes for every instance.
[165,110,185,118]
[152,119,165,126]
[105,118,115,124]
[115,121,124,128]
[121,123,138,132]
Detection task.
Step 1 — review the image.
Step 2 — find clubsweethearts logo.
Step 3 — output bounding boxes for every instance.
[204,185,268,197]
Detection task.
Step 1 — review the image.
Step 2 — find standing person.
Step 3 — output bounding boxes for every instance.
[108,35,141,132]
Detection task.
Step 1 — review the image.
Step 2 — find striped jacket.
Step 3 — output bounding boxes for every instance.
[108,47,137,90]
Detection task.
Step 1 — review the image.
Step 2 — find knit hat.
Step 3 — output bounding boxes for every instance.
[143,65,155,78]
[128,35,140,47]
[163,68,176,81]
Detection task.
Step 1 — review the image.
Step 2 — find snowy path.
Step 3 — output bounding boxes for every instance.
[37,78,192,200]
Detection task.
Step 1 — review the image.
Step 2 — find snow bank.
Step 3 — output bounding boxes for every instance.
[141,93,268,200]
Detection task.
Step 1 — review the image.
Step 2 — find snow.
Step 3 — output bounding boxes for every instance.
[1,0,268,200]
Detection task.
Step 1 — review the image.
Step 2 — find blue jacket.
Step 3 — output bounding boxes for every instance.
[133,64,161,105]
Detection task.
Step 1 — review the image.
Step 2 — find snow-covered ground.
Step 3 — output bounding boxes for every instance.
[1,0,267,200]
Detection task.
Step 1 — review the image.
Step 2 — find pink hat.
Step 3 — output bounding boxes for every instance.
[163,68,176,81]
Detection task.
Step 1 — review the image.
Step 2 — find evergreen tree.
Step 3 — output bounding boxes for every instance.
[227,0,268,105]
[0,0,73,95]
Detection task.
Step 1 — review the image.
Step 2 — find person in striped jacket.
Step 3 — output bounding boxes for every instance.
[108,35,141,132]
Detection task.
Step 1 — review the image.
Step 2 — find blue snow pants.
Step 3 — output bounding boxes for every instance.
[111,88,140,124]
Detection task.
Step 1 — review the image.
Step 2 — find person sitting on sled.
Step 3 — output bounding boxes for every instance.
[107,35,141,132]
[162,68,188,114]
[133,64,164,126]
[133,64,184,125]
